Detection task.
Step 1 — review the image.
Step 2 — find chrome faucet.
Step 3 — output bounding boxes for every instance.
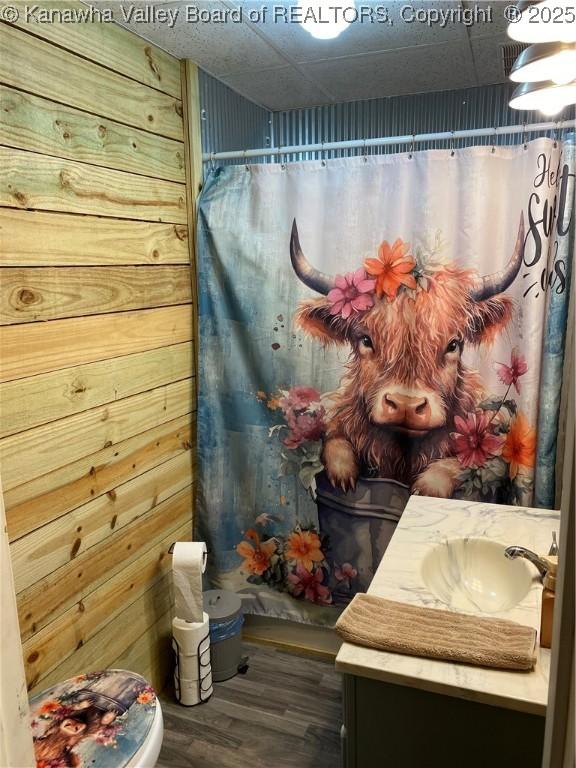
[504,546,550,578]
[549,531,559,556]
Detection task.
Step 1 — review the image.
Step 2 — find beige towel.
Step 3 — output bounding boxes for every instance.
[336,594,537,671]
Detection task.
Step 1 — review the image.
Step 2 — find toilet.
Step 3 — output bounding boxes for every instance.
[29,669,163,768]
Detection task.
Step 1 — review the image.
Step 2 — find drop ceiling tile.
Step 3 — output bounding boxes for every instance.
[470,34,513,85]
[463,1,512,38]
[232,1,469,64]
[89,0,514,109]
[220,66,332,110]
[300,42,478,102]
[89,0,287,73]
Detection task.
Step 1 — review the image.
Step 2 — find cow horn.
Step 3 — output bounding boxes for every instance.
[290,219,334,296]
[470,213,525,301]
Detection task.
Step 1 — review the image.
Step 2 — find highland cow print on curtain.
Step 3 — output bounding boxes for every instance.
[196,137,574,623]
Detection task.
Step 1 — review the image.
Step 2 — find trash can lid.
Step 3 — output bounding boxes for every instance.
[203,589,242,621]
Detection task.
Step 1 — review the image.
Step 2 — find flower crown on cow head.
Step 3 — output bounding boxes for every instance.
[328,238,422,319]
[289,216,525,321]
[303,234,443,320]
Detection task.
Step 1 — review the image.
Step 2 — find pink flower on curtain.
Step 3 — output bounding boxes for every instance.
[335,562,358,584]
[495,348,528,394]
[287,564,332,605]
[451,411,504,468]
[283,410,325,448]
[328,269,376,319]
[278,386,322,414]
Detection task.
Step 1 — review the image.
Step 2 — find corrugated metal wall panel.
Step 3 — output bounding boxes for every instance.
[199,76,574,166]
[274,83,574,162]
[199,70,271,168]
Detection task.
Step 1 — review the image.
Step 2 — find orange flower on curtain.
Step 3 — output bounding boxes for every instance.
[236,528,277,575]
[502,412,536,479]
[364,238,416,301]
[284,529,324,571]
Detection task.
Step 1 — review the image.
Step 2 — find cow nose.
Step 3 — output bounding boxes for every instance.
[412,398,429,416]
[383,393,401,414]
[382,393,431,428]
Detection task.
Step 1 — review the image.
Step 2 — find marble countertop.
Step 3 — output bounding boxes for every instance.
[335,495,560,715]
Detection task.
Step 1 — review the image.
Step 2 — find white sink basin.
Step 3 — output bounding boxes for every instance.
[421,538,535,613]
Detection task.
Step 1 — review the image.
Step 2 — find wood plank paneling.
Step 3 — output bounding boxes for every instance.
[17,487,192,642]
[0,378,193,489]
[2,11,197,692]
[29,576,174,695]
[12,452,192,592]
[0,304,193,382]
[0,148,186,222]
[181,61,203,389]
[0,343,193,437]
[23,520,190,688]
[0,86,185,182]
[13,2,181,98]
[0,23,183,140]
[110,608,175,694]
[5,415,193,541]
[0,265,192,324]
[0,209,189,266]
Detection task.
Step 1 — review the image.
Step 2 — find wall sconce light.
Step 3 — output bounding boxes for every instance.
[509,79,576,114]
[508,0,576,44]
[508,2,576,113]
[510,42,576,84]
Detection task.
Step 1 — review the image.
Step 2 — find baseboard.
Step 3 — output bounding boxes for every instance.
[242,615,342,660]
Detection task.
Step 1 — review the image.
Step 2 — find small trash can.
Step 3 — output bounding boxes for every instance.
[203,589,245,682]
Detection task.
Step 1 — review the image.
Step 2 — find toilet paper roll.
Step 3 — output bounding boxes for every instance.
[172,614,211,680]
[172,637,210,680]
[174,669,213,706]
[172,541,207,623]
[172,614,209,650]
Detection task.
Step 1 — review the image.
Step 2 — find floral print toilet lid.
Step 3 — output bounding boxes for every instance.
[29,669,157,768]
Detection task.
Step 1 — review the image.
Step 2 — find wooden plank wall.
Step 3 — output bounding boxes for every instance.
[0,6,195,694]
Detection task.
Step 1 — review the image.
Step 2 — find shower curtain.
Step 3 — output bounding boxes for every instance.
[196,137,574,623]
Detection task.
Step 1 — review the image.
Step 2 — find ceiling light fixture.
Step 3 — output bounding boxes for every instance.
[510,42,576,84]
[298,0,356,40]
[509,79,576,114]
[508,0,576,44]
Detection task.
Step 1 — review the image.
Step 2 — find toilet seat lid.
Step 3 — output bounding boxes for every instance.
[30,669,157,768]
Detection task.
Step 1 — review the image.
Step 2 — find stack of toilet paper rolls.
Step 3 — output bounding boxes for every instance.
[171,541,213,705]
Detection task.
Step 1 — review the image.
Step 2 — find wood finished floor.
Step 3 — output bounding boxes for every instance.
[158,642,342,768]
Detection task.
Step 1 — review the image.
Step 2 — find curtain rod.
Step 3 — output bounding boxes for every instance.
[203,119,574,162]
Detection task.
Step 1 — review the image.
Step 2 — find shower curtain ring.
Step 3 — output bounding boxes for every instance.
[209,152,216,172]
[450,131,455,157]
[243,148,250,171]
[321,141,326,167]
[363,138,368,163]
[409,134,415,159]
[522,123,527,150]
[553,121,560,149]
[491,127,497,154]
[279,146,286,170]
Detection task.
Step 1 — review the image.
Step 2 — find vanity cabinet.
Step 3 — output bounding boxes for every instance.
[335,496,559,768]
[341,673,545,768]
